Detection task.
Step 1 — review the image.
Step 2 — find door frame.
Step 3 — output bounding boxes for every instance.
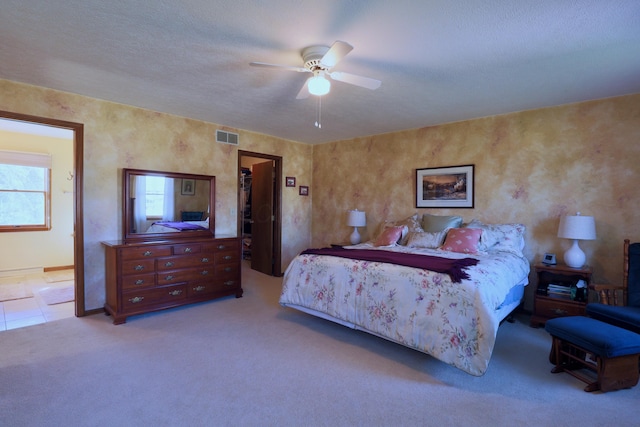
[238,150,282,277]
[0,110,86,316]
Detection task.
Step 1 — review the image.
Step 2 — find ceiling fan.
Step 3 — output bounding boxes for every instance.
[250,41,381,99]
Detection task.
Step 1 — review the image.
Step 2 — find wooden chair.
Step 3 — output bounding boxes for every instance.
[586,239,640,334]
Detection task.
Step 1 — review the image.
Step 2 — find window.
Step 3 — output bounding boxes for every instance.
[145,176,166,219]
[0,150,51,231]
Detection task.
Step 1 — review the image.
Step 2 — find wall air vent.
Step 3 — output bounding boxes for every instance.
[216,130,239,146]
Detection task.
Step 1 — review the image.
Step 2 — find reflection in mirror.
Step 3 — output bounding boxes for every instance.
[123,169,215,242]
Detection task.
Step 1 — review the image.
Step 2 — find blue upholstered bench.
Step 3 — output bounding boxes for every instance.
[545,316,640,392]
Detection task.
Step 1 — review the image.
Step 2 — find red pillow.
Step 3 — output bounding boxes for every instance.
[373,226,405,247]
[440,228,482,254]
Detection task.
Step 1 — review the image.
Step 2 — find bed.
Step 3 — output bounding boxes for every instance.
[279,215,530,376]
[145,219,209,233]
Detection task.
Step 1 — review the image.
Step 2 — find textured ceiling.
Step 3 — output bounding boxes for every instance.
[1,1,639,144]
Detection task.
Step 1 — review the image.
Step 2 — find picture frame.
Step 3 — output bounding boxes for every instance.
[299,185,309,196]
[181,178,196,196]
[416,164,474,208]
[286,176,296,187]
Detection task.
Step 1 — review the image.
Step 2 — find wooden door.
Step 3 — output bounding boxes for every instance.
[250,160,274,275]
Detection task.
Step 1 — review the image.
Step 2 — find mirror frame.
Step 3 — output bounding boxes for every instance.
[123,168,215,243]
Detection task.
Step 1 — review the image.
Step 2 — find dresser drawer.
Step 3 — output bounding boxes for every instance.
[157,254,215,271]
[157,267,214,286]
[122,284,188,310]
[172,243,201,255]
[215,251,239,265]
[121,258,155,275]
[121,273,156,290]
[216,263,239,278]
[214,276,240,290]
[536,297,585,319]
[120,245,172,260]
[204,239,240,252]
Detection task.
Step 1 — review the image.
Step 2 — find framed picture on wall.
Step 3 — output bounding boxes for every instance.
[416,164,474,208]
[181,178,196,196]
[286,177,296,187]
[299,185,309,196]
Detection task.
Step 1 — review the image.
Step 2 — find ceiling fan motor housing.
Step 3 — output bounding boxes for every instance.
[302,46,330,71]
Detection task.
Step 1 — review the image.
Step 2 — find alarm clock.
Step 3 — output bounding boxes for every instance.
[542,253,557,265]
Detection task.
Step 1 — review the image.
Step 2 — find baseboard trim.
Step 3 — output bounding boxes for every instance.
[44,265,74,272]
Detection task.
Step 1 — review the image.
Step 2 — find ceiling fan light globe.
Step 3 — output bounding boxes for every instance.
[308,75,330,96]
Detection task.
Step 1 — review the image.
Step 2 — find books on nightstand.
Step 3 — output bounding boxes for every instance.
[547,284,571,297]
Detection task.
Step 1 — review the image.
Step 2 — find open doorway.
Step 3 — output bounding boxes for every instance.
[238,151,282,276]
[0,110,85,320]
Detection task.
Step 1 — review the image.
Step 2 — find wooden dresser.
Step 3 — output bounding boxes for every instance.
[102,236,242,324]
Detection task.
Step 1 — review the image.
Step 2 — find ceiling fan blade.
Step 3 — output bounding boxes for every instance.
[295,78,310,99]
[320,41,353,68]
[249,62,309,73]
[328,71,381,90]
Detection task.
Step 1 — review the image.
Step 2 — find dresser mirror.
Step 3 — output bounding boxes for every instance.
[123,168,215,242]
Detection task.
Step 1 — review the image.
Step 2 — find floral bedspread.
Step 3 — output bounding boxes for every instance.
[279,244,530,376]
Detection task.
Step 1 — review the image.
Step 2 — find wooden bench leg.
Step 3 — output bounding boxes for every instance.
[598,354,640,392]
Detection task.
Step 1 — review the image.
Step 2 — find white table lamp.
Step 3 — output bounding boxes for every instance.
[347,209,366,245]
[557,212,596,268]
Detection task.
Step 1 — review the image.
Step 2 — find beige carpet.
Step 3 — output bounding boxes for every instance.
[0,264,638,426]
[0,280,33,302]
[39,285,74,305]
[44,271,74,283]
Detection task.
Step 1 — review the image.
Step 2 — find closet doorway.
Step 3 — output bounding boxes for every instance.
[238,151,282,277]
[0,110,85,317]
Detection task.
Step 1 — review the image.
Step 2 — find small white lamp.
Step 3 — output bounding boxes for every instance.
[557,212,596,268]
[347,209,366,245]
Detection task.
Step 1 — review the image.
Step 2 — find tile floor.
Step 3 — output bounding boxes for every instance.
[0,269,75,331]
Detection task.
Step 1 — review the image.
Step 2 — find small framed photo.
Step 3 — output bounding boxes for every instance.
[286,177,296,187]
[416,164,474,208]
[181,178,196,196]
[299,185,309,196]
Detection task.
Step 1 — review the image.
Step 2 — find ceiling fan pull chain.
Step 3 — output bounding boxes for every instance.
[315,96,322,129]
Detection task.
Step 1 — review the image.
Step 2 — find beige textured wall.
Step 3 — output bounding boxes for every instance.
[0,79,312,311]
[312,94,640,310]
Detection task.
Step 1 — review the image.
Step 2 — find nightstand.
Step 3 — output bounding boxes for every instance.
[530,263,593,327]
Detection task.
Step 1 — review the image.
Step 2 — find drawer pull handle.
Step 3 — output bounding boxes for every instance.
[224,280,235,286]
[223,255,232,260]
[201,257,209,263]
[134,279,144,285]
[193,285,206,292]
[217,245,226,250]
[201,270,209,276]
[184,247,192,253]
[134,265,144,271]
[164,275,174,281]
[143,251,152,257]
[224,267,232,272]
[165,261,174,267]
[128,296,144,304]
[169,290,183,296]
[553,308,568,315]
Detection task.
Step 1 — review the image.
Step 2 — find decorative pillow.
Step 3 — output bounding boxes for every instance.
[406,229,449,249]
[379,213,423,245]
[466,220,526,255]
[440,227,482,254]
[373,226,405,247]
[422,214,463,233]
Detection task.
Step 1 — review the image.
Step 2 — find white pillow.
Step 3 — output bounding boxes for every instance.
[466,220,526,255]
[406,229,449,249]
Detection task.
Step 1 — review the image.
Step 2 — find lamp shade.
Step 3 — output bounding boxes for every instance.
[557,214,596,240]
[308,72,331,96]
[347,209,366,227]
